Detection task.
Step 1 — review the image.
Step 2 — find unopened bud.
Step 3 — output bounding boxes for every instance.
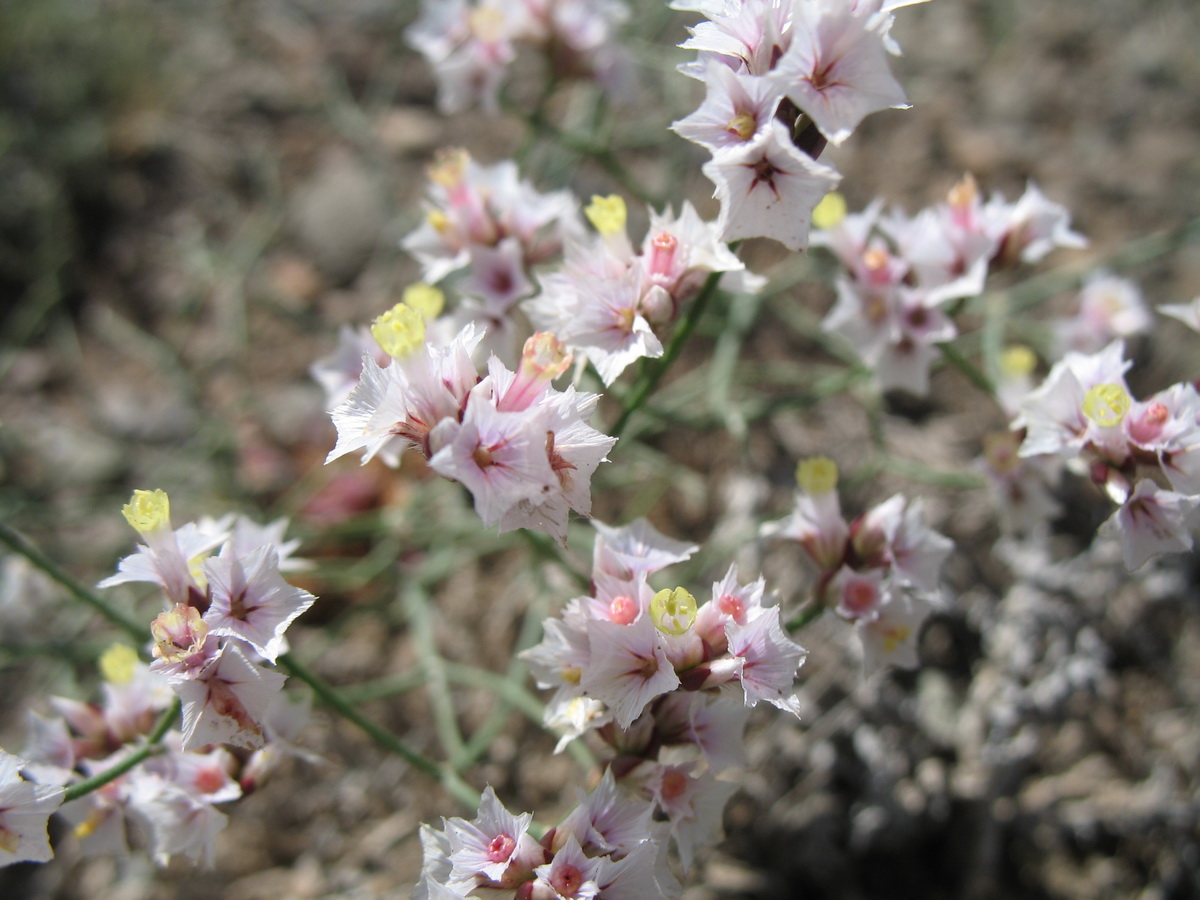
[428,148,469,189]
[151,604,209,664]
[520,332,572,382]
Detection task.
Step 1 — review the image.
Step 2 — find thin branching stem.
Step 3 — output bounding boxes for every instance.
[610,269,724,440]
[62,701,181,804]
[0,522,146,642]
[280,652,480,811]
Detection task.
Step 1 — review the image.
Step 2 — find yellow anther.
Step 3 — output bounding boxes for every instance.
[727,112,757,141]
[468,6,506,43]
[650,587,697,636]
[1000,345,1037,378]
[188,554,209,591]
[426,209,451,234]
[1082,383,1131,427]
[882,623,911,653]
[796,457,839,495]
[73,813,103,840]
[812,192,847,230]
[99,643,140,685]
[402,282,445,320]
[561,666,582,685]
[947,173,978,209]
[122,489,170,537]
[428,148,469,189]
[585,194,627,237]
[982,432,1020,475]
[371,302,426,359]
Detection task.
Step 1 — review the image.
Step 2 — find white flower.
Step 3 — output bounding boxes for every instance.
[0,750,64,866]
[702,119,841,251]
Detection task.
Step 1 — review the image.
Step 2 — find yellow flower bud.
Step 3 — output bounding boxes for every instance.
[98,643,140,685]
[371,302,426,359]
[796,457,839,495]
[122,489,170,536]
[1082,383,1131,427]
[650,587,697,636]
[585,194,627,237]
[811,192,847,230]
[1000,345,1037,378]
[402,282,445,320]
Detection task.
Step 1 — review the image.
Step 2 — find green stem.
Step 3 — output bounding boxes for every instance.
[937,341,995,395]
[62,700,181,804]
[403,584,467,765]
[0,522,146,642]
[279,652,480,811]
[520,105,658,206]
[786,602,826,633]
[610,270,723,439]
[520,530,590,590]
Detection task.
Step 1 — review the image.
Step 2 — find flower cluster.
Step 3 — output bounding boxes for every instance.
[671,0,923,250]
[326,306,617,544]
[525,519,806,735]
[1012,340,1200,569]
[418,775,677,900]
[519,519,806,874]
[813,174,1087,394]
[764,457,953,670]
[408,0,631,115]
[99,490,314,751]
[18,647,307,866]
[402,149,583,360]
[525,195,750,384]
[0,492,315,867]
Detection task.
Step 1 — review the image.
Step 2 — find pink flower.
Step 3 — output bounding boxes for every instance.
[725,606,807,716]
[174,645,285,751]
[202,544,315,663]
[581,616,681,729]
[702,119,841,251]
[429,389,560,528]
[1099,480,1200,571]
[445,785,539,886]
[770,0,909,145]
